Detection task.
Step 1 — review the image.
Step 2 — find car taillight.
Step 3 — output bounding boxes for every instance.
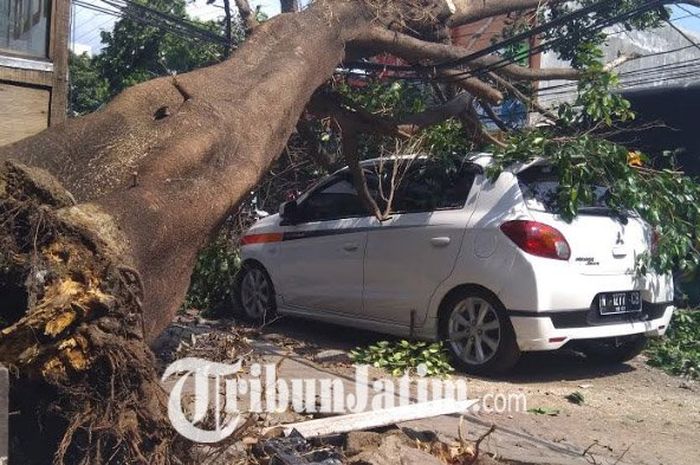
[500,220,571,260]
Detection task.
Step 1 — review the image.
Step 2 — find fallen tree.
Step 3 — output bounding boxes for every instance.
[0,0,698,463]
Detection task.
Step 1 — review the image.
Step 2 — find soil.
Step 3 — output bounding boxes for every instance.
[155,312,700,465]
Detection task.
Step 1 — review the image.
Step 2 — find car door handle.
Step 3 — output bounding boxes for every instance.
[342,242,359,252]
[430,237,451,247]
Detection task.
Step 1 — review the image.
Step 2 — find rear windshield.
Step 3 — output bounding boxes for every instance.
[517,164,610,214]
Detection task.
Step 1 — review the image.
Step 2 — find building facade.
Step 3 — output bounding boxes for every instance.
[0,0,70,146]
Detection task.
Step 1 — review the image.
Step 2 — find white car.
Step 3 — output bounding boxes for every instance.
[236,154,674,374]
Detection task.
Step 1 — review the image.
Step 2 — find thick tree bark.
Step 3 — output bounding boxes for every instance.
[2,0,692,463]
[1,2,375,342]
[0,2,445,463]
[0,2,383,463]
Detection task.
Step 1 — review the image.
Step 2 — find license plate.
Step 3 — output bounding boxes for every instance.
[598,291,641,315]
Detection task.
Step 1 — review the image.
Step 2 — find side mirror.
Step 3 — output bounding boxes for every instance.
[279,200,300,223]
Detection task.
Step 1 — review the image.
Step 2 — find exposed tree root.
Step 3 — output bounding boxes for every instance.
[0,161,188,465]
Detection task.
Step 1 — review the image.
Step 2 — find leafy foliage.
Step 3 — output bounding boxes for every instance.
[336,79,476,160]
[69,0,239,114]
[527,407,560,416]
[69,52,110,116]
[541,1,668,67]
[97,0,231,96]
[646,310,700,379]
[184,230,240,313]
[350,340,454,377]
[487,46,700,275]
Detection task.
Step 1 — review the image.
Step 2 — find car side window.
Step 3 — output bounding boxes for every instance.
[392,161,476,213]
[298,171,379,222]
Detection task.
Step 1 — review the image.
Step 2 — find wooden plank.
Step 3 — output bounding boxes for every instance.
[0,82,50,146]
[264,398,479,438]
[0,65,53,87]
[0,365,8,465]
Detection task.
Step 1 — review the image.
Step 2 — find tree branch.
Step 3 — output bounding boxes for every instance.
[234,0,258,34]
[222,0,233,56]
[281,0,300,13]
[341,129,385,220]
[479,101,510,132]
[447,0,556,27]
[308,90,477,220]
[439,69,503,105]
[488,72,559,121]
[310,90,474,139]
[446,0,700,27]
[460,100,507,148]
[353,27,582,82]
[603,52,642,71]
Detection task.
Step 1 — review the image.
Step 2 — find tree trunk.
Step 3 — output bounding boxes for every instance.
[0,1,455,463]
[1,2,372,341]
[4,0,674,461]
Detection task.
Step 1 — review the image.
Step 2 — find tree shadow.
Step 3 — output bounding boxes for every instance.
[489,350,636,383]
[256,316,637,382]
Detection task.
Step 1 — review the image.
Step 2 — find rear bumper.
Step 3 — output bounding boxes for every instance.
[510,303,674,351]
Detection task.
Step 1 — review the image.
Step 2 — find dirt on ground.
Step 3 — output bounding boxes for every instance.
[154,311,700,465]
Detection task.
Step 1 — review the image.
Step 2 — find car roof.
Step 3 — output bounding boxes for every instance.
[357,153,545,173]
[358,152,492,168]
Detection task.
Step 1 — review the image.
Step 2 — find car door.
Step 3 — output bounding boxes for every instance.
[363,160,478,326]
[276,170,379,316]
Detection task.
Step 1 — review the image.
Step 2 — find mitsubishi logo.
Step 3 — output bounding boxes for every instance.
[616,232,624,245]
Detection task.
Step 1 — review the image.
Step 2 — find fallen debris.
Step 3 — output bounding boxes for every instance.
[565,391,585,405]
[257,430,344,465]
[264,398,479,438]
[346,430,443,465]
[527,407,561,416]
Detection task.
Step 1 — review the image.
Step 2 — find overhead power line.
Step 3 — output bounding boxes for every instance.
[344,0,666,84]
[431,0,620,70]
[73,0,230,47]
[440,0,666,83]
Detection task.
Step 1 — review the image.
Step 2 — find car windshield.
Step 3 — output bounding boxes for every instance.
[517,164,611,214]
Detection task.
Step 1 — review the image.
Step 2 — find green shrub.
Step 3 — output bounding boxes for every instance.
[646,309,700,379]
[350,340,454,377]
[184,233,241,314]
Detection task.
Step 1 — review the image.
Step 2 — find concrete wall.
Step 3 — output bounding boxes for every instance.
[537,24,700,107]
[0,0,70,147]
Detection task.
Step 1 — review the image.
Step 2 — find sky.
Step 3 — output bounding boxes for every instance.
[71,0,284,55]
[71,2,700,56]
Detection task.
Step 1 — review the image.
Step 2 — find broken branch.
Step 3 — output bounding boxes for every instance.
[234,0,258,34]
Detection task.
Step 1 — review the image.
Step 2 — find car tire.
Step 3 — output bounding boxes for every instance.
[580,335,647,363]
[234,262,277,324]
[439,288,520,375]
